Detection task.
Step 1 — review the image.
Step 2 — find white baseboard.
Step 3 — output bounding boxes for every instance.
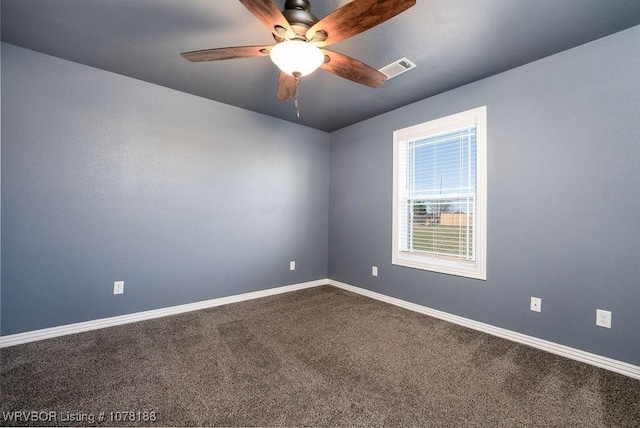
[0,279,327,348]
[3,277,638,380]
[328,279,640,380]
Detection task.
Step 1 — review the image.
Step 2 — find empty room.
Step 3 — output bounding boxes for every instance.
[1,0,639,426]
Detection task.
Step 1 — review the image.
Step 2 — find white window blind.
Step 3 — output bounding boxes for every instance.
[392,107,486,279]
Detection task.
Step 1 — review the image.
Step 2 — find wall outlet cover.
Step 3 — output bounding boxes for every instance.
[596,309,612,328]
[530,297,541,312]
[290,261,296,271]
[372,266,378,277]
[113,281,124,295]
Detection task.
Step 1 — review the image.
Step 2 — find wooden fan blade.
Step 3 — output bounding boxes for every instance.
[238,0,293,38]
[181,46,271,62]
[307,0,416,47]
[320,50,387,88]
[277,72,297,101]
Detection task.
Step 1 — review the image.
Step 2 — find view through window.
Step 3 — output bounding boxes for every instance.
[392,107,486,279]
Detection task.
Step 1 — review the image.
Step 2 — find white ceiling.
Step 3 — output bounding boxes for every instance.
[3,0,640,132]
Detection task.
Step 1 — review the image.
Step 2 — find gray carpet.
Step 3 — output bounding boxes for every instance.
[1,285,639,427]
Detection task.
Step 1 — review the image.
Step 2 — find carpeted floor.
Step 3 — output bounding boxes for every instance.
[1,285,639,427]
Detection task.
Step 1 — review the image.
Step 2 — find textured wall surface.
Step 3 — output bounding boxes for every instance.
[1,43,329,335]
[328,26,640,365]
[2,25,639,367]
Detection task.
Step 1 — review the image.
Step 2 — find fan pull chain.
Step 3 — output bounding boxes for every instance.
[293,72,301,118]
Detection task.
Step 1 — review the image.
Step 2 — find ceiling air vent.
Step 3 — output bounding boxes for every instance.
[379,57,416,79]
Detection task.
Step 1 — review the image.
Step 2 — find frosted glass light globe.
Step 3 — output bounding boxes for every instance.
[270,40,324,77]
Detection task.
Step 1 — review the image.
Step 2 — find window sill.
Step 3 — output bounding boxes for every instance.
[392,252,486,280]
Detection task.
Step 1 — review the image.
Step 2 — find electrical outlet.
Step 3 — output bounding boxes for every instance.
[113,281,124,295]
[596,309,612,328]
[290,261,296,271]
[372,266,378,277]
[530,297,541,312]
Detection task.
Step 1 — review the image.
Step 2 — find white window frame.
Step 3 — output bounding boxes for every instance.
[392,106,487,280]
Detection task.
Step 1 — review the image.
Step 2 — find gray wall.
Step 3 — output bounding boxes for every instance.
[2,25,639,366]
[329,26,640,365]
[1,43,329,335]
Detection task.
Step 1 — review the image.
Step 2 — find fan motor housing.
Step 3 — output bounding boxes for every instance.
[276,0,326,42]
[284,0,317,28]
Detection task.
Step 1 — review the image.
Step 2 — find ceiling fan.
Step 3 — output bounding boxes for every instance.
[181,0,416,105]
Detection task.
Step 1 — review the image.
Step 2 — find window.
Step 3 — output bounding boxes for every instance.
[392,107,486,280]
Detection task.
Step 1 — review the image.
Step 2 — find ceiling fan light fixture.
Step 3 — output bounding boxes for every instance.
[270,40,324,77]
